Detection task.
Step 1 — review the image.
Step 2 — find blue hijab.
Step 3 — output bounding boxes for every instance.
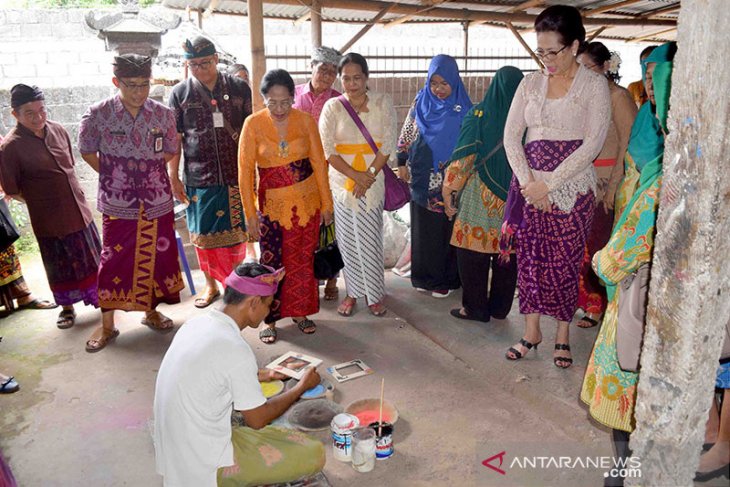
[414,55,472,171]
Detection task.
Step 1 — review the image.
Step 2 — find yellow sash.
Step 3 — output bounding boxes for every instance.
[335,142,381,191]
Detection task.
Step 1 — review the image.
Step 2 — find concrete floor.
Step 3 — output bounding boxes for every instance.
[0,256,717,486]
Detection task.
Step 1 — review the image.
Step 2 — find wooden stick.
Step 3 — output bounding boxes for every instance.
[378,378,385,436]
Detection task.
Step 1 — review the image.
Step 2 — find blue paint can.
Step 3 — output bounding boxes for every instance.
[369,422,394,460]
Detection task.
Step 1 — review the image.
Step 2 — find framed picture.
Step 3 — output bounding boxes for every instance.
[327,359,374,383]
[266,351,323,380]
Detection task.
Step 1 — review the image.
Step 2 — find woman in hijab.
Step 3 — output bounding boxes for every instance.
[442,66,523,322]
[397,54,472,298]
[581,42,675,486]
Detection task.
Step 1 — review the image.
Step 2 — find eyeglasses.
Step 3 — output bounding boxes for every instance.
[264,99,293,110]
[188,59,215,70]
[534,45,568,61]
[118,79,151,91]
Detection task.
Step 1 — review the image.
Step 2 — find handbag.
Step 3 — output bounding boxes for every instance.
[313,223,344,280]
[616,263,651,372]
[337,95,410,211]
[0,200,20,254]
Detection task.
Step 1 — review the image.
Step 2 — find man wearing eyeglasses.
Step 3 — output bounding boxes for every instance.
[78,54,184,352]
[168,36,252,310]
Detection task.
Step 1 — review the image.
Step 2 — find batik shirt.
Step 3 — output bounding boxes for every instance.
[169,72,251,188]
[78,95,178,220]
[293,82,341,124]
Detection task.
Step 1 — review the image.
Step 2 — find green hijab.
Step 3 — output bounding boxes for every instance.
[626,42,674,171]
[448,66,524,201]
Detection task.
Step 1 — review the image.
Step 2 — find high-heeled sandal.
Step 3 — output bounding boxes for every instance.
[553,343,573,368]
[506,338,541,360]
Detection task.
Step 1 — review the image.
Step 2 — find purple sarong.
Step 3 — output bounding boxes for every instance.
[514,139,595,322]
[97,209,183,312]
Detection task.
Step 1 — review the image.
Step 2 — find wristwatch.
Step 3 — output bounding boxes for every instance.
[368,166,377,175]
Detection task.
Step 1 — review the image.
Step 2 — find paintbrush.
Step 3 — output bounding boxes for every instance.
[378,378,384,436]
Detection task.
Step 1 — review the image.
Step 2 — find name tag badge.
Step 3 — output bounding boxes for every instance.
[212,111,225,128]
[154,134,163,153]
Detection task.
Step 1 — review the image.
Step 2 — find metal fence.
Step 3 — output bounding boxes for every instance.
[267,45,537,124]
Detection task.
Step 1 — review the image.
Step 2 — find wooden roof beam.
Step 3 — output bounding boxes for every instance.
[628,27,677,43]
[584,0,643,17]
[339,5,394,53]
[385,0,450,28]
[505,20,542,68]
[586,26,607,42]
[641,4,680,19]
[294,11,311,25]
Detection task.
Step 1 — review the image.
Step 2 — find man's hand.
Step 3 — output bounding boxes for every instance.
[170,177,188,205]
[298,366,321,392]
[247,216,260,241]
[321,209,334,226]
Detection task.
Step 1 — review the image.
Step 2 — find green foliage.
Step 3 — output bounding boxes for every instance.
[3,0,159,8]
[7,200,28,228]
[6,200,38,257]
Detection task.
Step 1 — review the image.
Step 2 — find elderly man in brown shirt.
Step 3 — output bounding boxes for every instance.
[0,84,101,329]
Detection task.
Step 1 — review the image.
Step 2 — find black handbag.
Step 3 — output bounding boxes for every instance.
[0,200,20,254]
[313,224,344,280]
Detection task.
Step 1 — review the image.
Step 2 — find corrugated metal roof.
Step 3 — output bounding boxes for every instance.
[161,0,679,42]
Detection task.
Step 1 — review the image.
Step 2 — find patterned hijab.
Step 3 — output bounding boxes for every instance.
[448,66,523,201]
[627,42,674,172]
[414,55,472,171]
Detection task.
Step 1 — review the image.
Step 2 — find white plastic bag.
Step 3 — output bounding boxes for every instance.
[382,209,409,268]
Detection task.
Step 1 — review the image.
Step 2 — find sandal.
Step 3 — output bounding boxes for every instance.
[141,311,175,333]
[0,376,19,394]
[194,289,221,308]
[337,296,356,317]
[85,328,120,353]
[576,314,600,328]
[294,318,316,334]
[506,338,542,361]
[259,327,277,344]
[324,280,339,301]
[553,343,573,368]
[56,309,76,329]
[368,302,387,317]
[18,298,58,310]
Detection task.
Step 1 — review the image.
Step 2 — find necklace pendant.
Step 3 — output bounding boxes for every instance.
[278,140,289,158]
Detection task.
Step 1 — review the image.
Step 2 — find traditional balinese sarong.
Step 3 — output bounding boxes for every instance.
[577,157,616,316]
[515,140,595,322]
[186,185,247,285]
[36,222,101,307]
[97,210,183,311]
[257,159,320,323]
[217,426,325,487]
[334,196,385,305]
[0,245,29,311]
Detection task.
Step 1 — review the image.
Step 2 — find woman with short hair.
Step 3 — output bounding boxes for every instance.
[238,69,334,344]
[502,5,611,368]
[318,53,398,317]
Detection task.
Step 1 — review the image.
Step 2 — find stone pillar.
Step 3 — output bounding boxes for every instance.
[627,1,730,485]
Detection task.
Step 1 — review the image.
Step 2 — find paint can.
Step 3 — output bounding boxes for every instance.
[369,422,394,460]
[331,413,359,462]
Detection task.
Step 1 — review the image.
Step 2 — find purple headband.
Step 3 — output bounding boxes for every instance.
[224,265,285,296]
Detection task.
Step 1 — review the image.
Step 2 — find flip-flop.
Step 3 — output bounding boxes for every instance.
[85,328,120,353]
[56,309,77,329]
[294,318,316,334]
[259,327,277,344]
[194,290,221,309]
[337,297,356,317]
[19,299,58,310]
[368,302,387,317]
[141,312,175,333]
[324,283,339,301]
[0,376,19,394]
[449,308,489,323]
